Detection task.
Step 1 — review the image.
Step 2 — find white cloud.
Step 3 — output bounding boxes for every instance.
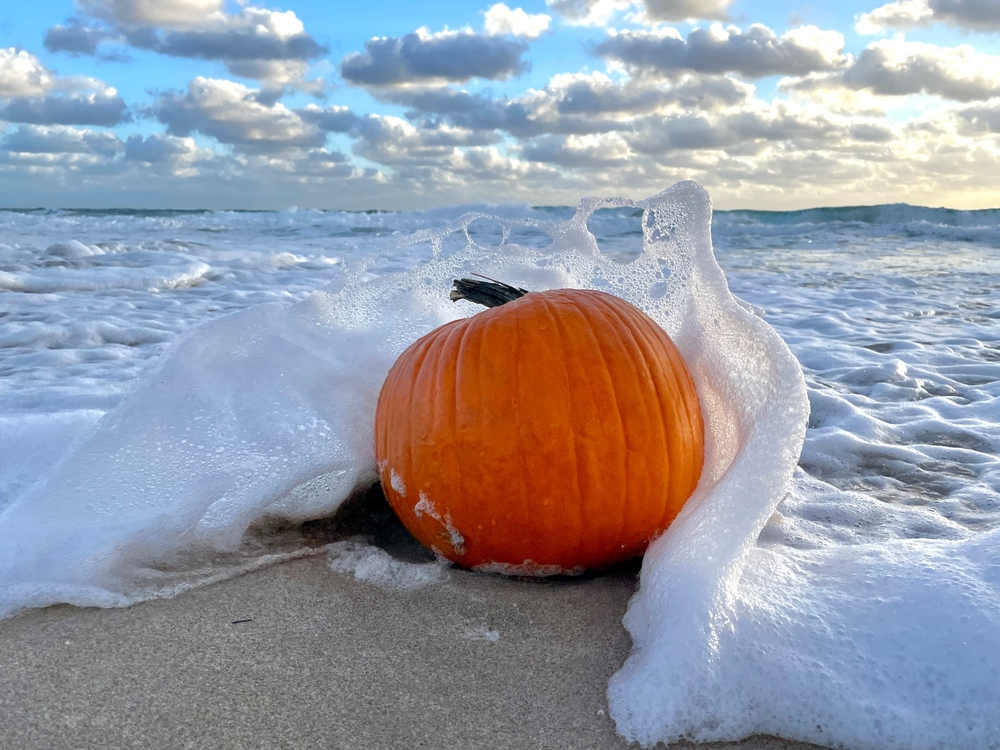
[44,19,122,58]
[0,84,128,127]
[640,0,735,22]
[0,49,56,98]
[596,24,848,79]
[784,40,1000,102]
[125,133,207,163]
[456,146,556,181]
[340,27,529,87]
[152,77,326,151]
[75,0,224,30]
[50,5,326,90]
[350,115,501,166]
[856,0,933,33]
[539,70,753,119]
[546,0,735,25]
[226,59,310,87]
[485,4,551,38]
[1,51,127,126]
[545,0,632,27]
[124,7,326,83]
[624,101,839,155]
[298,104,361,134]
[375,71,754,141]
[1,123,123,155]
[956,98,1000,134]
[857,0,1000,34]
[520,133,632,167]
[123,133,217,177]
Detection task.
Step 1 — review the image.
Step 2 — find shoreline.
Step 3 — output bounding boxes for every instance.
[0,553,824,750]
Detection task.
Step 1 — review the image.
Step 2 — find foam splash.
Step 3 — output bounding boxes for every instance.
[602,184,813,743]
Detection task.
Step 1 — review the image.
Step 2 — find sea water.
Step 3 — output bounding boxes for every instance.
[2,184,999,749]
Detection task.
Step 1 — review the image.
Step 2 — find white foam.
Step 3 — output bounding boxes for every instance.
[0,411,103,510]
[0,251,210,293]
[327,540,449,591]
[613,471,1000,750]
[602,185,813,743]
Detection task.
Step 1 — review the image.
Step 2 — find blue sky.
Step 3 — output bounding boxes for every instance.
[2,0,1000,209]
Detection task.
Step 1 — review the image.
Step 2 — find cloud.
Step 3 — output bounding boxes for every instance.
[124,133,206,162]
[856,0,933,32]
[785,40,1000,102]
[121,133,223,178]
[1,51,128,126]
[297,104,361,133]
[123,9,326,63]
[226,60,313,91]
[452,146,553,181]
[377,85,618,138]
[956,99,1000,134]
[340,27,529,87]
[44,19,122,57]
[520,133,632,167]
[0,84,128,126]
[75,0,224,30]
[376,71,753,141]
[545,71,753,117]
[46,5,326,91]
[296,110,551,188]
[1,123,123,155]
[640,0,735,22]
[595,24,848,79]
[545,0,632,27]
[350,115,502,166]
[0,49,56,98]
[857,0,1000,34]
[544,0,734,25]
[624,104,837,155]
[484,4,551,38]
[152,76,326,151]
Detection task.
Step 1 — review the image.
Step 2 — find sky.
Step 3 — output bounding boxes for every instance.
[1,0,1000,210]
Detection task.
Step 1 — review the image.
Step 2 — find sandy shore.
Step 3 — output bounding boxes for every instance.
[0,547,827,750]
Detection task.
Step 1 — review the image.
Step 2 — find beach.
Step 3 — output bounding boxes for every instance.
[0,551,822,750]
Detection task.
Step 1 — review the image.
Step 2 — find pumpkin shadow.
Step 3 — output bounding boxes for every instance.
[297,481,436,564]
[296,482,642,587]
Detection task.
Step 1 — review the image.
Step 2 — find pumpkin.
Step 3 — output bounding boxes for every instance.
[374,279,704,574]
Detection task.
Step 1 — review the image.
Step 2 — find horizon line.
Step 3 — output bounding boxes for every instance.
[2,201,999,214]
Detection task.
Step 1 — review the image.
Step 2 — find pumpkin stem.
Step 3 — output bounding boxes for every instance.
[450,277,529,308]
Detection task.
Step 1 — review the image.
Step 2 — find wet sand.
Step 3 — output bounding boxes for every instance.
[0,550,826,750]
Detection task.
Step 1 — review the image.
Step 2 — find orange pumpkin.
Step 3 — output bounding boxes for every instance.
[374,279,704,574]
